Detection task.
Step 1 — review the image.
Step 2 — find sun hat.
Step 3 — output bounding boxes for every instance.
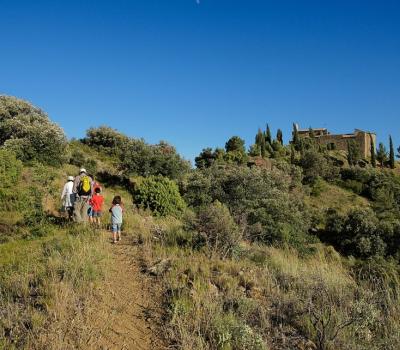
[67,176,74,181]
[79,168,87,174]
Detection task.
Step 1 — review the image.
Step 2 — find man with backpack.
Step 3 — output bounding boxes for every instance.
[72,168,93,223]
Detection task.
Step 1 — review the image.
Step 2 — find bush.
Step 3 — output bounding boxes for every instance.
[0,95,68,166]
[121,140,191,180]
[324,208,392,258]
[82,126,129,156]
[300,149,328,184]
[183,164,313,251]
[83,127,190,180]
[195,201,242,258]
[133,176,186,217]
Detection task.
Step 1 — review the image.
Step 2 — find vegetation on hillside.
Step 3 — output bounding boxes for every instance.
[1,95,400,349]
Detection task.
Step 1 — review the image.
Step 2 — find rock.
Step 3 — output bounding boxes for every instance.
[146,259,171,276]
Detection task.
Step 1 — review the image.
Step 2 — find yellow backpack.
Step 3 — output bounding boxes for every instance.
[78,176,91,196]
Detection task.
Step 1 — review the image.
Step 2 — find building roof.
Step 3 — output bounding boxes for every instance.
[298,128,327,132]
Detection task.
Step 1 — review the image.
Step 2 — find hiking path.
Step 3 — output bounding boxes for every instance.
[88,233,167,350]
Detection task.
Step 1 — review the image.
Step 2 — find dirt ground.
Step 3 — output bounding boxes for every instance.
[88,234,167,350]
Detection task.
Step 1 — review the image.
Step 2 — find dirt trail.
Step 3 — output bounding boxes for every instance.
[88,234,167,350]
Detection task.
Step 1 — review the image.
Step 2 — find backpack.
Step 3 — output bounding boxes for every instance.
[78,175,92,196]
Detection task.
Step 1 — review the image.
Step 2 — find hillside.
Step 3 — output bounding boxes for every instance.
[1,96,400,350]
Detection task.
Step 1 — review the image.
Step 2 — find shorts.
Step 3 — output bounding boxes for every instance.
[112,223,122,233]
[92,210,102,218]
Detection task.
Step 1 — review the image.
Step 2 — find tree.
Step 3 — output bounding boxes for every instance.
[0,96,68,166]
[370,134,376,168]
[347,140,361,167]
[276,129,283,145]
[292,123,300,150]
[300,149,328,184]
[133,176,186,217]
[195,148,216,169]
[255,128,266,157]
[119,139,190,180]
[389,135,395,169]
[376,143,388,167]
[196,201,242,258]
[265,124,272,145]
[225,136,245,153]
[83,126,129,156]
[308,127,315,138]
[292,123,299,143]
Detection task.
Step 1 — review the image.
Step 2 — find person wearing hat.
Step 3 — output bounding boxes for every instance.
[72,168,93,223]
[61,175,75,220]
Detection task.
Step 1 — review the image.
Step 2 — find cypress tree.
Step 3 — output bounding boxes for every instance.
[376,143,388,167]
[347,141,354,166]
[276,129,283,144]
[347,140,361,166]
[389,135,395,169]
[265,124,272,145]
[370,134,376,168]
[255,128,265,157]
[292,123,299,148]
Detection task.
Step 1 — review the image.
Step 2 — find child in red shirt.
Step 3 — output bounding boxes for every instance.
[89,187,104,228]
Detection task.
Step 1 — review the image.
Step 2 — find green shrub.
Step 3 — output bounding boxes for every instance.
[311,177,326,197]
[83,126,190,180]
[324,208,395,258]
[82,126,129,156]
[183,164,313,251]
[0,95,68,166]
[133,176,186,217]
[195,201,242,258]
[300,149,328,184]
[210,314,266,350]
[121,140,191,180]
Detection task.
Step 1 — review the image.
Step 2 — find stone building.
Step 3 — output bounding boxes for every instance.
[294,125,376,159]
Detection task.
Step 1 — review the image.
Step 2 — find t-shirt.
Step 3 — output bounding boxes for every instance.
[90,194,104,212]
[110,204,123,224]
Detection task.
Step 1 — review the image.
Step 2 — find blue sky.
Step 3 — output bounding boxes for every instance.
[1,0,399,161]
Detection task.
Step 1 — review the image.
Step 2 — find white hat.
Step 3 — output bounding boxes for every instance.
[79,168,87,174]
[67,176,74,181]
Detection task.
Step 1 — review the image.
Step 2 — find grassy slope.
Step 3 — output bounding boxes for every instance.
[306,181,370,214]
[1,145,398,349]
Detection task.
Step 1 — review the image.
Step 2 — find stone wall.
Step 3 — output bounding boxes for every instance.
[315,131,376,158]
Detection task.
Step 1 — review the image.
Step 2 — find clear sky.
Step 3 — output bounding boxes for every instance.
[1,0,399,161]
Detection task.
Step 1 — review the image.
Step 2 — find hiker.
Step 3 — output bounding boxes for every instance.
[109,195,123,243]
[88,175,101,223]
[89,187,104,228]
[61,176,75,220]
[87,174,95,223]
[72,168,93,223]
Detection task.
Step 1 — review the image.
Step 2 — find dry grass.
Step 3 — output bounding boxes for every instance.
[0,225,108,349]
[124,213,400,350]
[306,181,370,214]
